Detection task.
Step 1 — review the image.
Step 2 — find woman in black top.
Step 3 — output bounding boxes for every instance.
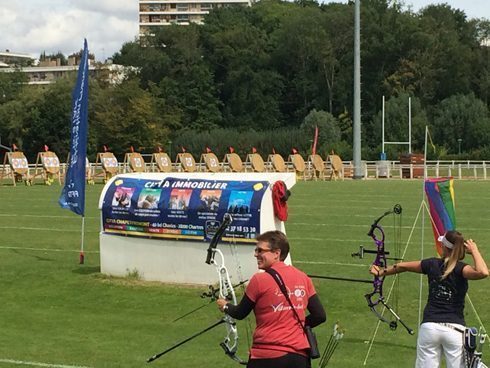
[370,230,488,368]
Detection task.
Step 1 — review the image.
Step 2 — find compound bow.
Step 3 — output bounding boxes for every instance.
[358,204,414,335]
[147,213,247,364]
[205,213,247,365]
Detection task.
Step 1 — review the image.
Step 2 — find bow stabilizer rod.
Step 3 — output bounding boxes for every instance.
[308,274,372,284]
[147,319,226,363]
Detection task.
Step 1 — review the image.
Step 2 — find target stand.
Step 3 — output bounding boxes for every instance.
[123,152,146,173]
[94,152,119,183]
[1,151,32,186]
[199,152,221,173]
[32,151,61,185]
[151,152,173,173]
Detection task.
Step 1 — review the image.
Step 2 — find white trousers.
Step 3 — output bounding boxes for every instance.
[416,322,465,368]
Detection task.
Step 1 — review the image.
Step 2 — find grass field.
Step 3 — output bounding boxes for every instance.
[0,179,489,368]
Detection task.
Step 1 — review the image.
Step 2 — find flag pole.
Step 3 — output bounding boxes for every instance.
[80,216,85,264]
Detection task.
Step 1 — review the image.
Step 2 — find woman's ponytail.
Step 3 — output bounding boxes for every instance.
[441,230,465,280]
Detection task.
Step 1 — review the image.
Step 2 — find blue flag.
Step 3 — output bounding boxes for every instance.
[59,39,89,216]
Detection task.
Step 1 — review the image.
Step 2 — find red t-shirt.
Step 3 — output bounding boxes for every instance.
[245,262,316,359]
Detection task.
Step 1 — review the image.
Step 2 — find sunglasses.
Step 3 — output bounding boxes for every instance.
[254,247,274,254]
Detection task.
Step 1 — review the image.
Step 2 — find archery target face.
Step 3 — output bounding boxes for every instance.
[11,158,28,169]
[43,156,59,168]
[102,157,118,168]
[132,157,142,167]
[184,157,194,167]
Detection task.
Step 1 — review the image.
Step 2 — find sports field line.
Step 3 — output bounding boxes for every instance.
[0,246,99,253]
[0,214,98,220]
[294,260,367,267]
[289,222,415,229]
[0,244,362,268]
[0,226,98,233]
[0,358,92,368]
[288,236,365,242]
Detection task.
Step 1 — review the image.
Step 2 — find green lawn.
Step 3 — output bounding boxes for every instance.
[0,180,489,368]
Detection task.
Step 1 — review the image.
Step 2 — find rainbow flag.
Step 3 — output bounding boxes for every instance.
[424,178,456,255]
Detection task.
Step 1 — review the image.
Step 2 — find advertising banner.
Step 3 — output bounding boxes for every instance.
[102,177,268,243]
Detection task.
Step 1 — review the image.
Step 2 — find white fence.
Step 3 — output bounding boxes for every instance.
[1,159,489,183]
[350,160,489,180]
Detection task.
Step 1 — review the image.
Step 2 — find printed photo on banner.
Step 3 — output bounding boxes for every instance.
[168,189,192,210]
[112,187,135,208]
[198,189,222,212]
[137,188,161,209]
[227,191,253,215]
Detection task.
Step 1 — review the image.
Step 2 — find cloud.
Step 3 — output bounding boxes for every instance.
[69,0,136,18]
[0,1,137,61]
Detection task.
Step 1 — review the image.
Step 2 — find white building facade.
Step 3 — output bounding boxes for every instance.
[139,0,250,34]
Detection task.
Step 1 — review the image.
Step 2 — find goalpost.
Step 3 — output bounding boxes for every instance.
[381,95,412,159]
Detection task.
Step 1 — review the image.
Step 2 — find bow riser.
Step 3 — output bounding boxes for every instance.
[205,214,247,365]
[364,205,414,335]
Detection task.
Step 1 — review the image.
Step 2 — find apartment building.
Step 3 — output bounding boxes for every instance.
[0,52,134,85]
[139,0,251,34]
[0,50,35,68]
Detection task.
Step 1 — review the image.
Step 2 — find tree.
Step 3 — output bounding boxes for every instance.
[320,3,354,115]
[0,71,28,104]
[300,109,341,156]
[93,78,170,155]
[202,6,284,129]
[22,80,73,159]
[270,7,329,122]
[431,94,490,153]
[115,26,223,130]
[413,5,474,103]
[0,86,41,157]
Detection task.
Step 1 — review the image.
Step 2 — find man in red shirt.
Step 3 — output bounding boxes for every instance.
[217,231,326,368]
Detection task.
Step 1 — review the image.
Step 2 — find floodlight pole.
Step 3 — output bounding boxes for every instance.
[353,0,362,179]
[382,96,385,157]
[408,97,412,154]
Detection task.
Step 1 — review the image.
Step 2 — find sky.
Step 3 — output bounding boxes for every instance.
[0,0,488,62]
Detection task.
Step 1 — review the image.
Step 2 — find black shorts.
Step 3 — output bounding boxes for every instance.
[247,353,310,368]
